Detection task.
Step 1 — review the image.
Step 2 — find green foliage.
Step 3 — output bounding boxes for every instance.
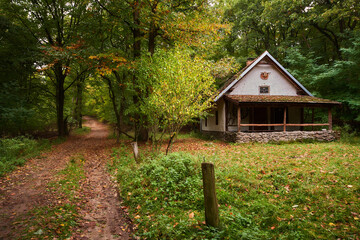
[114,151,203,239]
[111,141,360,239]
[137,47,216,151]
[285,34,360,127]
[0,137,52,177]
[0,14,55,135]
[219,0,360,130]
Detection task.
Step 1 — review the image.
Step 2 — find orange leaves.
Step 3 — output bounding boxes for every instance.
[89,54,129,76]
[66,40,84,50]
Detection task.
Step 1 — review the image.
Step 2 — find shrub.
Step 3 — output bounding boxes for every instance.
[0,136,51,176]
[114,151,270,239]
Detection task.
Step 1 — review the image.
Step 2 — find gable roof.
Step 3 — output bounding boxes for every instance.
[214,51,313,102]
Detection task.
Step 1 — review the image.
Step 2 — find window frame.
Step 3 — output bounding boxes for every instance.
[259,85,270,95]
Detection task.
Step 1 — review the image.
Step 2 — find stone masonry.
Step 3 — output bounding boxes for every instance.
[234,130,338,143]
[202,130,339,143]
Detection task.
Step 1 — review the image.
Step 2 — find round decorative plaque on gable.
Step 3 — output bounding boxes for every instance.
[260,72,270,80]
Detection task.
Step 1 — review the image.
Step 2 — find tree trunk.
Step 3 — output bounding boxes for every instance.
[148,22,157,55]
[133,1,141,59]
[103,76,122,143]
[55,63,66,137]
[138,127,149,142]
[74,76,84,128]
[165,132,176,155]
[131,1,149,142]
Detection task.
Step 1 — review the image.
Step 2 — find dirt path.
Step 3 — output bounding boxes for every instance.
[0,116,132,239]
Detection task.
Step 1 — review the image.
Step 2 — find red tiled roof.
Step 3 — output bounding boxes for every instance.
[225,95,341,105]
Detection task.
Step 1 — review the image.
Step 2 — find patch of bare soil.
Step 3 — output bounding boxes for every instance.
[0,116,132,239]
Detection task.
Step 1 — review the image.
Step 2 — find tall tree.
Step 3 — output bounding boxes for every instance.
[91,0,228,141]
[0,15,39,135]
[3,0,90,136]
[137,47,216,154]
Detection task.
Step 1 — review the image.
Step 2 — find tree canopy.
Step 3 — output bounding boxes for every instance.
[1,0,359,139]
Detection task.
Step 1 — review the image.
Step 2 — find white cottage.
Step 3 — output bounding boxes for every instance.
[201,51,340,143]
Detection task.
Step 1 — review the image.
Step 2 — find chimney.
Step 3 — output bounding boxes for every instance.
[246,58,255,66]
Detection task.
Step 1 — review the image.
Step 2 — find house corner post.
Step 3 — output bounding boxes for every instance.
[225,100,228,132]
[237,105,241,132]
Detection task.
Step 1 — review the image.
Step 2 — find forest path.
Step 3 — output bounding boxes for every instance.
[0,116,132,239]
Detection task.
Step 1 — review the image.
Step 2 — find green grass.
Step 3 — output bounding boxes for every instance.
[0,136,60,177]
[16,154,85,239]
[72,126,91,135]
[109,140,360,239]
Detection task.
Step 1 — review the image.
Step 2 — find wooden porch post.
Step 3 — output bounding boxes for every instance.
[283,107,287,132]
[251,107,254,131]
[311,108,315,131]
[328,107,333,130]
[237,105,241,132]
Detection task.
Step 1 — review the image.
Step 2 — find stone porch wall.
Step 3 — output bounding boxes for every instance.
[234,130,339,143]
[202,130,339,143]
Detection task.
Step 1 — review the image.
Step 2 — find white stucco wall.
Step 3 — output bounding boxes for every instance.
[201,98,226,132]
[229,63,298,96]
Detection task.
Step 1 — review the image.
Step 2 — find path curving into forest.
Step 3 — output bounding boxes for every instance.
[0,116,132,239]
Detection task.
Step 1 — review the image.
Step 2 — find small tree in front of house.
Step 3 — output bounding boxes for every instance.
[138,47,216,154]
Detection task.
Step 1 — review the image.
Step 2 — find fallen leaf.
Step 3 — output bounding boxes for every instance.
[189,212,194,219]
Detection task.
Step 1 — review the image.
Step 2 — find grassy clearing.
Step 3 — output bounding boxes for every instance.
[16,154,85,239]
[72,126,91,135]
[0,136,62,177]
[109,139,360,239]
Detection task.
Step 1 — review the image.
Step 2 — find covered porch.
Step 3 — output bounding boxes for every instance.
[224,95,341,133]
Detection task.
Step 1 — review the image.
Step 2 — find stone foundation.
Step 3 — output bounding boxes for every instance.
[202,130,339,143]
[235,130,339,143]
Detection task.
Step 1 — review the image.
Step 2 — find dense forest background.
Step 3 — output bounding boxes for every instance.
[1,0,359,139]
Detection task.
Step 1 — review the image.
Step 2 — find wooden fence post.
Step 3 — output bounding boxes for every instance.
[201,162,219,227]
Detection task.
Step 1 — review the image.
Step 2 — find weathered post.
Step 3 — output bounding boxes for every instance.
[201,162,219,227]
[131,142,140,163]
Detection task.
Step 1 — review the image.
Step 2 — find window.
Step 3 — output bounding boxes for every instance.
[259,86,270,94]
[215,111,219,125]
